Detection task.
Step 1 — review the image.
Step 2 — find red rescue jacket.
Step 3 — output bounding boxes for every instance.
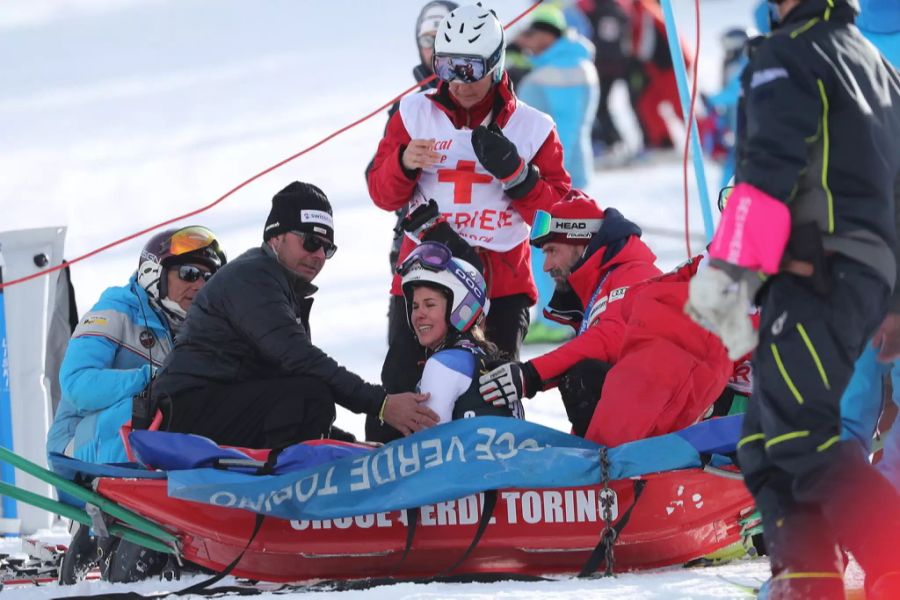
[531,229,662,382]
[579,255,734,446]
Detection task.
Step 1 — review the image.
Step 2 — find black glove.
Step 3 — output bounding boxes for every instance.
[399,199,442,239]
[471,123,539,198]
[478,361,541,408]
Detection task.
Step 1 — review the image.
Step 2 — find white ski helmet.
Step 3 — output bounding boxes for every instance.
[400,242,488,333]
[433,2,506,83]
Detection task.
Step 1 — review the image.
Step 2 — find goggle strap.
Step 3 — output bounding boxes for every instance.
[531,217,604,242]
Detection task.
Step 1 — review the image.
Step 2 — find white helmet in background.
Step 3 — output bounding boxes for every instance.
[433,3,506,84]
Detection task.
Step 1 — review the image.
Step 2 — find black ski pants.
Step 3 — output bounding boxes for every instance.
[737,256,900,590]
[366,293,531,442]
[166,376,336,449]
[559,359,613,437]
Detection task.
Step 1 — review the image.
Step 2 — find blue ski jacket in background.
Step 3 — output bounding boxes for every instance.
[47,275,172,464]
[857,0,900,66]
[516,33,599,190]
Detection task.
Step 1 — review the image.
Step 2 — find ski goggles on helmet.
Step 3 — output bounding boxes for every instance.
[530,210,604,247]
[433,47,502,83]
[291,231,337,259]
[717,185,734,212]
[177,264,213,283]
[397,241,454,276]
[169,226,220,257]
[167,225,226,269]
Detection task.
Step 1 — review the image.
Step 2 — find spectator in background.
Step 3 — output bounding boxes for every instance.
[515,3,599,345]
[584,0,634,157]
[625,0,692,150]
[699,27,749,190]
[515,3,599,191]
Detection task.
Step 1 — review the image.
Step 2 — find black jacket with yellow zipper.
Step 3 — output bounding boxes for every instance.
[735,0,900,305]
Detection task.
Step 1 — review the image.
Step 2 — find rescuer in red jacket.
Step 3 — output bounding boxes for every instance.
[479,193,733,447]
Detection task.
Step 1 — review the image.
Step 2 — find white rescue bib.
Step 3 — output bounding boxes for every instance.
[399,92,554,251]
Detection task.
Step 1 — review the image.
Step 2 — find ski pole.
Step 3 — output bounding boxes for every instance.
[0,446,177,546]
[0,481,175,555]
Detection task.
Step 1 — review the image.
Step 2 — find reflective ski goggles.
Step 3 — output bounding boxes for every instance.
[433,53,493,83]
[177,264,213,283]
[530,210,604,247]
[717,185,734,212]
[170,226,220,256]
[291,231,337,259]
[397,241,453,276]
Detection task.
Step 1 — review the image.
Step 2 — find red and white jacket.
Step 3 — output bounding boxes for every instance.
[538,251,739,447]
[367,73,571,302]
[531,234,662,382]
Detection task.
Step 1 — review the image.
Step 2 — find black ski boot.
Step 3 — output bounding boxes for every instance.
[58,523,98,585]
[759,504,844,600]
[106,540,168,583]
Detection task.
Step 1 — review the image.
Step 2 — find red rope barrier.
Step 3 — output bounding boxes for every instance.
[0,1,542,291]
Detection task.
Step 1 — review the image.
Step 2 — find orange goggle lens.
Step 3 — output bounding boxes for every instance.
[169,226,218,256]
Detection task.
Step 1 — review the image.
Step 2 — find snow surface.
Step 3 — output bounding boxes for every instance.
[0,0,796,597]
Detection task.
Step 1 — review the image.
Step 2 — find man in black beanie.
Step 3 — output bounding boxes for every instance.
[152,181,438,448]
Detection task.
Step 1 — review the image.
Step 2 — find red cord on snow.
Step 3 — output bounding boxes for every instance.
[0,1,543,291]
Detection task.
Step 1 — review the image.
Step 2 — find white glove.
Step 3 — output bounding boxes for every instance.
[479,362,526,408]
[686,265,759,360]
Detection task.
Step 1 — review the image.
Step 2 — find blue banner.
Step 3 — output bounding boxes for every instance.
[0,278,17,519]
[167,417,708,521]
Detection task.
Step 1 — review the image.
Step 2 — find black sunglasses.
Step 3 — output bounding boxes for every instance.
[294,231,337,259]
[177,264,213,283]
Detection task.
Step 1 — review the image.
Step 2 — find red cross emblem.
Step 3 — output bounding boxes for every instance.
[437,160,493,204]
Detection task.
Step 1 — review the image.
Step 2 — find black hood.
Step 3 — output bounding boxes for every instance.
[573,207,643,272]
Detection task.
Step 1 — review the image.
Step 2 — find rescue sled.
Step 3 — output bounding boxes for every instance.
[74,415,756,583]
[96,418,753,582]
[97,464,751,582]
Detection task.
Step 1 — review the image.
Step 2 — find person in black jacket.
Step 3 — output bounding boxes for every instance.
[152,182,438,448]
[685,0,900,597]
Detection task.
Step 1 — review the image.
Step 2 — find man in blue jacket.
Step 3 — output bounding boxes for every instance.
[48,226,226,584]
[46,226,226,465]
